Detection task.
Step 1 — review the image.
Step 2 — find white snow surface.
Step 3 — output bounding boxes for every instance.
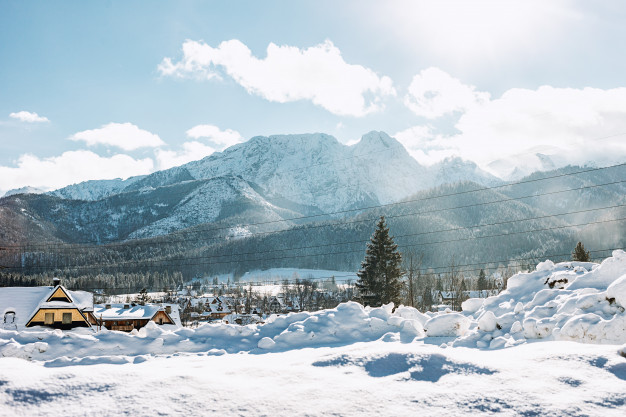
[1,252,626,415]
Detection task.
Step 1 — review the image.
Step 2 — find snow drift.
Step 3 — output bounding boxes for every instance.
[1,251,625,364]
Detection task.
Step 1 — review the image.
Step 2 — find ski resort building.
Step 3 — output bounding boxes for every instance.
[0,280,94,331]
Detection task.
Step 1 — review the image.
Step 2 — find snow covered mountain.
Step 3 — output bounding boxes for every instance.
[3,186,45,197]
[487,152,559,180]
[49,131,501,211]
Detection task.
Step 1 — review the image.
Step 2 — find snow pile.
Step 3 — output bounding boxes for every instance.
[0,302,427,362]
[1,251,625,363]
[424,313,470,337]
[453,250,626,348]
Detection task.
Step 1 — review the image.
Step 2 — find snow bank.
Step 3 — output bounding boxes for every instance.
[452,250,626,348]
[0,301,425,362]
[607,273,626,308]
[424,313,470,337]
[1,251,625,363]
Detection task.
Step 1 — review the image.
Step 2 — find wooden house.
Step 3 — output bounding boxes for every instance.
[91,303,179,331]
[0,280,94,331]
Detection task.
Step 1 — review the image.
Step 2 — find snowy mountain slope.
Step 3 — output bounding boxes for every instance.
[2,186,45,197]
[45,131,500,211]
[487,152,560,180]
[4,176,307,244]
[0,131,501,244]
[431,157,502,188]
[49,176,146,201]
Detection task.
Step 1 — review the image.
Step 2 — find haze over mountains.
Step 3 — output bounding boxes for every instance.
[0,131,624,280]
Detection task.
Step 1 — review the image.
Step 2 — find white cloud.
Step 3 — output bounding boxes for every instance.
[397,69,626,174]
[186,124,243,150]
[394,125,456,165]
[0,150,154,194]
[159,39,396,116]
[70,122,165,151]
[9,111,49,123]
[155,141,217,170]
[404,67,490,118]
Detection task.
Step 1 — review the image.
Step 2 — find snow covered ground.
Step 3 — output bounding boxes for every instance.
[0,341,624,416]
[1,251,625,415]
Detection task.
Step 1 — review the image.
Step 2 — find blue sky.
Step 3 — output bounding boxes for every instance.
[1,0,626,193]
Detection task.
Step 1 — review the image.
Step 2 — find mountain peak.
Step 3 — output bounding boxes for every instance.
[355,131,400,150]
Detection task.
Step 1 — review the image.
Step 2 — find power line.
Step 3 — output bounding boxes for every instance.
[2,164,624,251]
[9,203,624,271]
[22,247,621,292]
[5,215,624,272]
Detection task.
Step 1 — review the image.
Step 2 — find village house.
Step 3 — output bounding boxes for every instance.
[91,303,180,331]
[0,278,94,331]
[186,295,233,320]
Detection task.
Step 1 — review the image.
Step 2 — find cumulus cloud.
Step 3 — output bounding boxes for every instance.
[397,69,626,175]
[186,124,243,150]
[155,141,217,170]
[0,151,154,194]
[69,122,165,151]
[9,111,49,123]
[159,39,395,116]
[404,67,490,118]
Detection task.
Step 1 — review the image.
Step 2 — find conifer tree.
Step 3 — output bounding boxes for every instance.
[356,216,403,306]
[572,241,590,262]
[477,269,488,291]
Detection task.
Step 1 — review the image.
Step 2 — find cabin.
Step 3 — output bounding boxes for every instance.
[91,303,179,331]
[0,279,94,331]
[206,300,231,319]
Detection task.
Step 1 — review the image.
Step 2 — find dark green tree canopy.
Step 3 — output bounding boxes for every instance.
[477,269,488,291]
[572,241,590,262]
[355,216,403,306]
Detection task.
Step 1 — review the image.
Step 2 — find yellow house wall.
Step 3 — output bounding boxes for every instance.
[48,287,71,302]
[28,308,85,324]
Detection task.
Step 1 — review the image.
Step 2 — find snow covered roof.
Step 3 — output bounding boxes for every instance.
[0,285,94,330]
[93,303,180,327]
[207,303,230,314]
[93,303,165,320]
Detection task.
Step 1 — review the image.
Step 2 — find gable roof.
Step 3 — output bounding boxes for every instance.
[46,286,73,303]
[0,285,94,330]
[93,303,178,326]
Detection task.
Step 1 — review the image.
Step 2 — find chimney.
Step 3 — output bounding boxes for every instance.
[165,305,172,314]
[52,277,61,286]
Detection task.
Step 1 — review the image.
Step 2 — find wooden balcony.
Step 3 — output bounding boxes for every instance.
[109,324,135,332]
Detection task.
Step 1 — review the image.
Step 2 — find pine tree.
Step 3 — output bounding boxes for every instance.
[356,216,403,306]
[572,241,590,262]
[137,288,150,305]
[477,269,488,291]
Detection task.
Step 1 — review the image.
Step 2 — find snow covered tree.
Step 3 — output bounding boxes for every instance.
[356,216,403,307]
[572,241,590,262]
[137,288,150,305]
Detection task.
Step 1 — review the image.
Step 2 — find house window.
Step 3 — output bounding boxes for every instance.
[44,312,54,325]
[62,312,72,324]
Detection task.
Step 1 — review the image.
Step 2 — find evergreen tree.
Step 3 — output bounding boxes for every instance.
[422,286,434,312]
[477,269,488,291]
[355,216,403,306]
[572,241,590,262]
[435,276,443,291]
[137,288,150,305]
